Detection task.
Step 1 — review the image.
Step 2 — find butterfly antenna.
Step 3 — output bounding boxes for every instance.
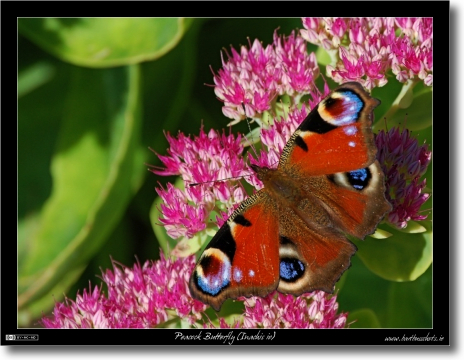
[189,174,253,187]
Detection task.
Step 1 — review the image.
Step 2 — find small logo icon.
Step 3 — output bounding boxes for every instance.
[5,334,38,341]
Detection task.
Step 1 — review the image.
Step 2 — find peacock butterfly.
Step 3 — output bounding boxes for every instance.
[189,82,392,311]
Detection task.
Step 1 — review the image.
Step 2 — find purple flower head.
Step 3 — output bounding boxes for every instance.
[375,126,431,229]
[301,17,433,89]
[41,252,208,328]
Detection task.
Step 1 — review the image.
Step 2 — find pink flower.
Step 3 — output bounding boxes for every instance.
[302,17,432,89]
[151,126,249,239]
[150,126,246,183]
[240,291,348,329]
[40,248,349,329]
[41,252,208,328]
[155,183,210,239]
[375,126,431,228]
[212,30,320,123]
[202,291,347,329]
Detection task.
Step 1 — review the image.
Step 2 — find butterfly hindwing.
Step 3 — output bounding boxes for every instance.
[324,161,392,238]
[189,192,280,311]
[276,205,357,295]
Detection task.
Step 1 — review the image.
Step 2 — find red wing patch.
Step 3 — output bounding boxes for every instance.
[189,192,280,311]
[290,123,372,176]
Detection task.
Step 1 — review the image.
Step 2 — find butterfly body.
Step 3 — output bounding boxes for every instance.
[189,82,392,311]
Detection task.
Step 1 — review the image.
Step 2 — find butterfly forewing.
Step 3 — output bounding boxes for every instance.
[189,192,280,311]
[279,82,380,176]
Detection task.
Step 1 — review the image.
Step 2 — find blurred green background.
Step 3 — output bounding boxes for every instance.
[18,18,432,328]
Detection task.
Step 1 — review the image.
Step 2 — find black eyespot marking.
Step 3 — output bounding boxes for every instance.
[206,223,236,262]
[294,135,308,152]
[347,168,371,190]
[279,236,294,245]
[234,214,252,227]
[280,258,305,282]
[299,111,338,134]
[323,95,338,109]
[327,174,335,183]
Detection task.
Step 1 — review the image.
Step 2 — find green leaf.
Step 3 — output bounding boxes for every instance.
[18,61,55,98]
[348,309,381,328]
[369,226,393,239]
[354,225,432,282]
[335,255,391,327]
[393,220,427,234]
[398,83,414,109]
[388,88,432,131]
[386,265,432,328]
[372,80,404,126]
[18,59,69,225]
[18,65,145,311]
[18,264,87,326]
[18,18,192,68]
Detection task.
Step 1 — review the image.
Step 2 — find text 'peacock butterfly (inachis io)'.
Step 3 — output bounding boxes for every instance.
[189,82,392,311]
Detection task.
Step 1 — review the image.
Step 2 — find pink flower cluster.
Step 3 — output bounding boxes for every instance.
[203,291,347,329]
[151,126,248,239]
[41,252,348,329]
[301,17,433,89]
[376,126,431,228]
[241,291,347,329]
[41,253,207,328]
[213,31,320,123]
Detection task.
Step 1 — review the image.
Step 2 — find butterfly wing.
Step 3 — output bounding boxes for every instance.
[263,82,391,295]
[280,82,379,176]
[277,204,357,295]
[279,82,391,238]
[189,191,280,311]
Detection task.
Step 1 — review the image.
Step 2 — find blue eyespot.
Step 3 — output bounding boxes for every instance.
[339,90,363,123]
[347,168,371,190]
[195,252,231,295]
[280,258,305,282]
